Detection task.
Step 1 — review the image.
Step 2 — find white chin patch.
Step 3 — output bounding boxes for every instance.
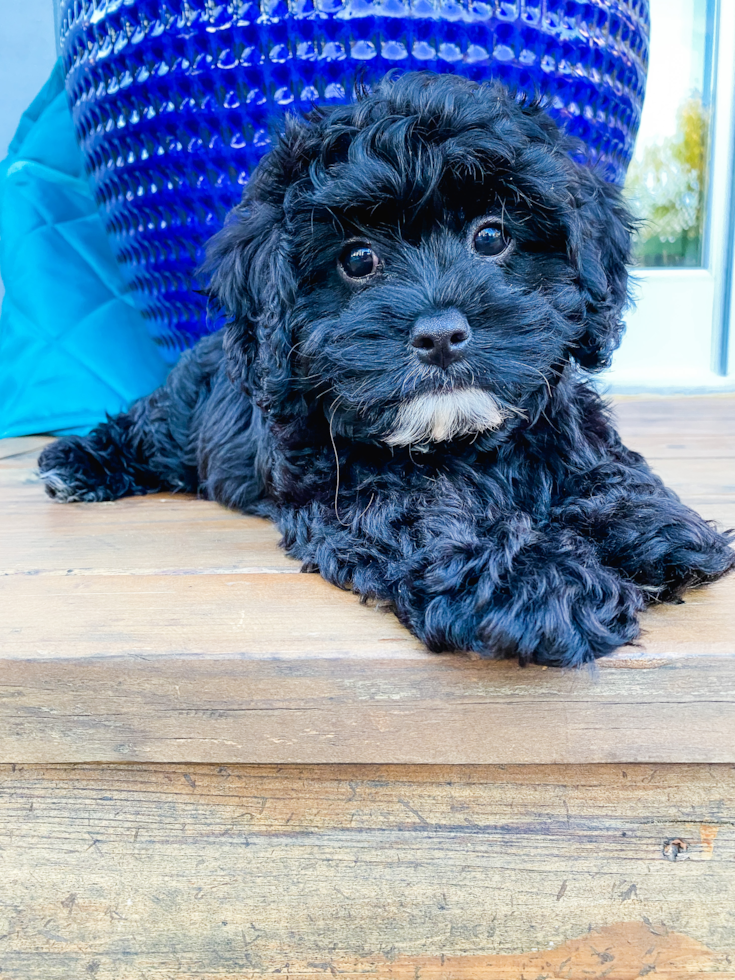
[384,388,508,447]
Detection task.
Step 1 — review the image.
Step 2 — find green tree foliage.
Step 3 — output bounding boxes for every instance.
[625,97,708,266]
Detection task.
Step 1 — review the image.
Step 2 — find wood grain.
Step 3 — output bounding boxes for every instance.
[0,763,733,978]
[0,435,53,460]
[1,398,734,764]
[2,583,735,763]
[0,490,297,579]
[3,413,735,976]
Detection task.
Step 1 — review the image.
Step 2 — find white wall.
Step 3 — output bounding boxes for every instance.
[601,0,735,393]
[0,0,57,304]
[0,0,57,160]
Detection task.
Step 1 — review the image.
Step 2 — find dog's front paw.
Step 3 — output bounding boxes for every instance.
[405,559,644,667]
[38,438,117,502]
[643,520,735,601]
[481,579,642,666]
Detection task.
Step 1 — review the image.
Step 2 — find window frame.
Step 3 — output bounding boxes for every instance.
[603,0,735,392]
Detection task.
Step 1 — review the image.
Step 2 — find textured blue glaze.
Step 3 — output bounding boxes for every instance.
[59,0,650,350]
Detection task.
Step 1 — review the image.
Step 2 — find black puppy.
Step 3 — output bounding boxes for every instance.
[39,72,734,666]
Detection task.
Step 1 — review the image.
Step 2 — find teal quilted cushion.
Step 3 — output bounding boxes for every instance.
[0,61,174,437]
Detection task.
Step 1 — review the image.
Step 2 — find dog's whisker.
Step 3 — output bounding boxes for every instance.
[327,397,352,528]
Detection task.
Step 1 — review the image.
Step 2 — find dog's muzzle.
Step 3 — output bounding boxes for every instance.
[384,388,508,447]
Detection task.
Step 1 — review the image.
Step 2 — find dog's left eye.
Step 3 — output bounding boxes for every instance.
[339,243,379,280]
[472,223,510,257]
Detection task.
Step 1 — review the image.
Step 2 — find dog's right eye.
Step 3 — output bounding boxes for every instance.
[472,222,510,257]
[339,244,379,280]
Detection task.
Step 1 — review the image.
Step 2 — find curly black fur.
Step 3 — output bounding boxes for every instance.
[39,72,735,667]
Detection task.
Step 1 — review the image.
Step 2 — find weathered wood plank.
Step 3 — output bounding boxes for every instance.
[0,448,295,576]
[0,436,53,460]
[1,398,734,764]
[3,570,734,661]
[1,479,731,575]
[613,395,735,433]
[3,640,735,763]
[643,457,735,500]
[0,493,298,576]
[0,763,733,978]
[2,405,735,976]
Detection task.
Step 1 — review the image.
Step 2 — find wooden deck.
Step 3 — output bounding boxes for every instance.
[1,396,735,976]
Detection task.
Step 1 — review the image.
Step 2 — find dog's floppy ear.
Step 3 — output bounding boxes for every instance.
[567,167,636,371]
[204,114,315,410]
[205,199,295,398]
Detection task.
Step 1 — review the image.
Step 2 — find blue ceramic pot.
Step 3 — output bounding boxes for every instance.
[60,0,650,350]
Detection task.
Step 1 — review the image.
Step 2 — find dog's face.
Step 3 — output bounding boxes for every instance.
[207,73,634,447]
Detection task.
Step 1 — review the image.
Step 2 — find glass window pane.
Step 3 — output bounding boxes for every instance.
[625,0,715,268]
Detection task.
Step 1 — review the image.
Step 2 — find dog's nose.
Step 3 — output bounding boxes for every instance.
[411,310,472,370]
